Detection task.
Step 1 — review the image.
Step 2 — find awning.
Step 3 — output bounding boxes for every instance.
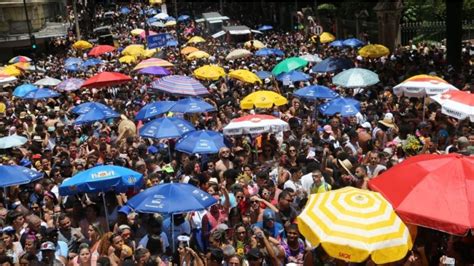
[229,29,251,35]
[251,30,263,34]
[209,20,223,24]
[212,31,226,38]
[195,18,205,23]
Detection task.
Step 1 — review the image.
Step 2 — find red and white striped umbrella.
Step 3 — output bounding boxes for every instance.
[393,74,457,97]
[223,114,289,136]
[431,90,474,122]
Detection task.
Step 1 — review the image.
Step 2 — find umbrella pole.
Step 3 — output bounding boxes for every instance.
[422,96,426,121]
[102,192,110,232]
[171,214,175,253]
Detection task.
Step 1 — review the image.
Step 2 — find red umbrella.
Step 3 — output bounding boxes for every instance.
[88,45,116,57]
[368,153,474,235]
[81,72,132,88]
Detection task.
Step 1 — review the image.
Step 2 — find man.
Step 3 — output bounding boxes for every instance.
[162,214,191,250]
[57,213,85,259]
[215,147,233,174]
[253,209,284,239]
[344,129,361,157]
[366,151,387,178]
[116,114,136,144]
[275,190,298,226]
[310,170,331,194]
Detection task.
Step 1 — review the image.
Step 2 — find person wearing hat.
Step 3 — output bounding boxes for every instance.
[116,114,136,144]
[373,113,397,151]
[252,209,284,239]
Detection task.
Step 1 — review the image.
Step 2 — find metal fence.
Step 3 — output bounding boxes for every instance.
[401,20,474,45]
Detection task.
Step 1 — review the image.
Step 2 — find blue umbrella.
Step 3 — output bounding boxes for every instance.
[71,102,111,114]
[0,165,43,187]
[82,58,103,68]
[319,97,360,117]
[0,135,28,149]
[59,165,143,224]
[21,88,60,100]
[311,57,354,73]
[294,85,339,100]
[127,183,217,214]
[165,39,178,47]
[329,40,344,48]
[276,70,311,83]
[168,98,216,113]
[135,101,176,121]
[256,71,272,80]
[166,16,176,21]
[255,48,284,57]
[258,25,273,31]
[332,68,380,88]
[64,57,83,66]
[74,107,120,125]
[177,15,190,21]
[65,64,82,72]
[146,8,157,16]
[147,17,158,24]
[176,130,228,154]
[343,38,364,48]
[139,117,195,140]
[120,7,131,14]
[13,84,38,97]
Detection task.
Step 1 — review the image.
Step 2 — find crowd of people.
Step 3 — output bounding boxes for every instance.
[0,2,473,266]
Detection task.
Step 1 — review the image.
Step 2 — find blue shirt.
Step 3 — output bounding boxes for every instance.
[253,221,284,239]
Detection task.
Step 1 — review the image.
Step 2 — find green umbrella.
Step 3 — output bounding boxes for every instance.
[271,57,308,76]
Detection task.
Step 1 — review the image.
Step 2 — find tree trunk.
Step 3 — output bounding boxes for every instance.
[445,0,463,70]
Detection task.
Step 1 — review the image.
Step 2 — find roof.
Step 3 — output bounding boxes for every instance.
[223,25,251,35]
[0,22,68,43]
[202,12,229,21]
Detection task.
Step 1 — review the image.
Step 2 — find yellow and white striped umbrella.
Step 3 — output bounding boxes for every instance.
[297,187,415,264]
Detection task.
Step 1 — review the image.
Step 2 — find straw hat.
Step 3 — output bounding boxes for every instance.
[338,159,354,175]
[378,113,396,128]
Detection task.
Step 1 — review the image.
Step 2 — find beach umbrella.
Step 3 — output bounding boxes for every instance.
[297,187,415,264]
[181,46,199,55]
[71,102,111,114]
[319,97,360,117]
[166,16,176,21]
[193,65,225,81]
[186,51,210,60]
[139,30,158,39]
[225,49,252,61]
[65,64,82,72]
[177,15,190,21]
[165,21,176,27]
[0,66,21,77]
[358,44,390,58]
[176,130,227,154]
[329,40,344,48]
[223,114,289,136]
[131,28,144,36]
[9,56,32,64]
[311,32,335,44]
[64,57,83,66]
[187,36,206,44]
[332,68,380,88]
[138,66,171,76]
[258,25,273,31]
[135,101,176,121]
[56,78,84,92]
[82,58,104,68]
[166,39,178,47]
[343,38,364,48]
[240,90,288,109]
[72,40,93,50]
[169,97,215,113]
[0,75,17,86]
[244,40,265,49]
[255,71,272,80]
[81,72,132,88]
[122,44,146,57]
[229,69,261,84]
[154,12,169,20]
[151,21,165,27]
[255,48,284,57]
[134,58,174,70]
[151,75,208,96]
[0,165,43,187]
[21,88,60,100]
[311,57,354,73]
[271,57,308,76]
[13,62,30,71]
[34,77,61,87]
[120,7,131,14]
[276,70,311,83]
[74,107,120,125]
[139,117,196,140]
[0,135,28,149]
[393,74,457,97]
[293,85,339,100]
[299,54,322,63]
[119,55,137,64]
[431,90,474,122]
[88,45,116,57]
[369,153,474,236]
[13,84,37,97]
[59,165,143,224]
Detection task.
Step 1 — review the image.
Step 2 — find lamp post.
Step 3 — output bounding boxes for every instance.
[22,0,36,70]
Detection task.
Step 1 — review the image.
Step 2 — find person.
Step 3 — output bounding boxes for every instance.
[215,148,233,174]
[68,243,97,266]
[309,169,331,194]
[1,227,23,264]
[57,213,86,260]
[280,224,305,265]
[252,209,284,239]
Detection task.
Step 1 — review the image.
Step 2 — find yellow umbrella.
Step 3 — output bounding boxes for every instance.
[0,65,22,77]
[311,32,336,44]
[165,21,176,27]
[359,44,390,58]
[131,29,145,36]
[187,36,206,44]
[181,46,199,55]
[225,49,252,61]
[186,51,210,60]
[194,65,226,81]
[72,40,93,50]
[119,55,137,64]
[13,62,30,71]
[297,187,415,264]
[122,44,146,57]
[133,58,174,70]
[244,40,266,49]
[149,0,162,5]
[144,49,157,58]
[240,90,287,109]
[229,69,262,85]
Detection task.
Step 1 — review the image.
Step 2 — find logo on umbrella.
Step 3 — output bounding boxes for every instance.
[91,171,115,179]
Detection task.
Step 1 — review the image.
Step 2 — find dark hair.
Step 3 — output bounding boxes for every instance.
[208,248,224,263]
[146,234,163,255]
[278,190,291,201]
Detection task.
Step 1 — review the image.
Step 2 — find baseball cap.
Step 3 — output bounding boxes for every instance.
[323,125,333,134]
[263,209,276,221]
[40,241,56,251]
[247,248,262,261]
[162,164,174,173]
[214,223,229,232]
[361,122,372,130]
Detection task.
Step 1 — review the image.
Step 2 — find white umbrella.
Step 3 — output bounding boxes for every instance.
[393,74,457,98]
[34,77,62,87]
[0,135,28,149]
[431,90,474,122]
[299,54,322,63]
[223,114,289,135]
[151,21,166,28]
[154,12,169,20]
[225,49,252,61]
[0,75,17,86]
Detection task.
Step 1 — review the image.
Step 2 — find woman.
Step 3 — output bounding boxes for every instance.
[233,224,250,257]
[226,254,243,266]
[87,222,103,257]
[280,224,305,265]
[1,228,23,264]
[42,191,58,227]
[6,211,25,241]
[286,145,299,168]
[68,243,97,266]
[80,204,107,239]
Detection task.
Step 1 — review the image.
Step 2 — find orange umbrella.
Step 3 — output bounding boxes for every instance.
[181,47,199,55]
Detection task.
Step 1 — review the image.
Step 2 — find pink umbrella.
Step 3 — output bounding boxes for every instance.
[139,31,158,39]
